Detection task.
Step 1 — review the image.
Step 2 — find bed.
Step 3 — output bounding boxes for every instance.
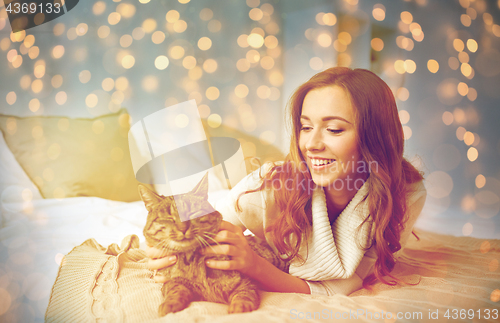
[0,111,499,323]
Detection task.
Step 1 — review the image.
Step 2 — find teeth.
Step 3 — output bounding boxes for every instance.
[311,158,334,166]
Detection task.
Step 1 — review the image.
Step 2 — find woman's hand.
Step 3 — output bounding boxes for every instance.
[202,220,260,277]
[145,244,177,283]
[201,221,310,294]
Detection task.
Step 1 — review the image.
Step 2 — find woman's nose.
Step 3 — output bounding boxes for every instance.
[305,130,324,151]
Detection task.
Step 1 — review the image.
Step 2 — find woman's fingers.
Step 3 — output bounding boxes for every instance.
[145,245,170,258]
[205,258,244,270]
[213,229,240,243]
[153,274,169,283]
[219,220,244,235]
[148,255,177,270]
[202,243,237,256]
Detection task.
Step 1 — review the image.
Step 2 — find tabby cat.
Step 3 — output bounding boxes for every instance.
[138,173,286,316]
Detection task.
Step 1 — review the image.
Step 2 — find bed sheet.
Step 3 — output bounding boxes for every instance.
[0,188,147,322]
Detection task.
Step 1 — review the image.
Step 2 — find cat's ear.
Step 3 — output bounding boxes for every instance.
[191,172,209,198]
[138,185,162,212]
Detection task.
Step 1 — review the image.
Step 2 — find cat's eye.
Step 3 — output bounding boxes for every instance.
[190,210,204,219]
[197,216,210,223]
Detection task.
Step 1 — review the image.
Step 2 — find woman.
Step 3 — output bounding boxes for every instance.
[147,67,427,295]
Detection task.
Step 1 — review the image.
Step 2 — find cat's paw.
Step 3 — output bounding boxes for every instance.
[158,301,188,316]
[228,300,258,314]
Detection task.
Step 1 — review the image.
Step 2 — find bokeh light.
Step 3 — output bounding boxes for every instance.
[93,1,106,15]
[427,59,439,73]
[206,86,220,100]
[6,91,16,105]
[427,171,454,198]
[371,38,384,51]
[108,12,121,25]
[29,98,40,112]
[79,70,91,84]
[399,110,410,124]
[198,37,212,50]
[55,91,67,105]
[475,174,486,188]
[235,84,249,98]
[86,94,98,108]
[203,59,217,73]
[207,114,222,128]
[401,11,413,24]
[372,5,386,21]
[467,147,478,161]
[155,55,170,70]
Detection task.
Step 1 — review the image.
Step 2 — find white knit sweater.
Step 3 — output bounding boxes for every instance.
[215,164,427,296]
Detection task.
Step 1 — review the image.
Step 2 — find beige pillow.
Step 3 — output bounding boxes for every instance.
[201,120,285,173]
[0,109,148,202]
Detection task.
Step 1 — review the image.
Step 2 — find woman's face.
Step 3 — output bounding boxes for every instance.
[299,86,365,190]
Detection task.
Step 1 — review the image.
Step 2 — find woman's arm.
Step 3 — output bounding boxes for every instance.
[203,221,311,294]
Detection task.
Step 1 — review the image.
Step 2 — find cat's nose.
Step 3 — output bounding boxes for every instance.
[176,222,190,234]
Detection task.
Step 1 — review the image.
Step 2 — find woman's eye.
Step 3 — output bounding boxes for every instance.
[300,125,312,131]
[327,128,343,134]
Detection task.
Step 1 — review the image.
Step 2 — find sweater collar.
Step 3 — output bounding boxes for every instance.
[288,179,373,281]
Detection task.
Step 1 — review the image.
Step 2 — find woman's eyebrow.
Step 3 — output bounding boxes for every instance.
[300,115,352,124]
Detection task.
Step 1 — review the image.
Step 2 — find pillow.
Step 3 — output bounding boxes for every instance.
[0,109,149,202]
[201,120,284,173]
[0,130,43,200]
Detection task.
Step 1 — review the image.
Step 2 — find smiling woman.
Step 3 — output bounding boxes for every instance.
[149,67,427,296]
[299,86,366,212]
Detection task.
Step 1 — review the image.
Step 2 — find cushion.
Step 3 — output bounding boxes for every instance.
[201,120,284,173]
[0,109,148,202]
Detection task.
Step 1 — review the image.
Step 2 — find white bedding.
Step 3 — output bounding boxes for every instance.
[0,192,145,322]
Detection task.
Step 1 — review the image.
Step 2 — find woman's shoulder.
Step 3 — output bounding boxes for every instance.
[406,179,427,207]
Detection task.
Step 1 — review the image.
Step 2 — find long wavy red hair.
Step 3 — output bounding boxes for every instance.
[245,67,423,287]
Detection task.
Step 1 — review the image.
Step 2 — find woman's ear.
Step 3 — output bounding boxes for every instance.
[138,185,162,212]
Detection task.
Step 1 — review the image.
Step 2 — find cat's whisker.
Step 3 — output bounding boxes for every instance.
[153,241,164,250]
[200,237,214,249]
[203,234,222,247]
[197,236,210,247]
[203,234,226,257]
[151,240,176,256]
[195,236,207,249]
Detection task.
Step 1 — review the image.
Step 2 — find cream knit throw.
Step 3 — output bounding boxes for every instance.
[45,230,500,322]
[289,181,372,281]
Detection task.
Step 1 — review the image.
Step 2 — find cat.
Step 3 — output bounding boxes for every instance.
[138,173,287,316]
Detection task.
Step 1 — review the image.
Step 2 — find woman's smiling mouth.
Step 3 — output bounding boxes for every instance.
[309,157,335,169]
